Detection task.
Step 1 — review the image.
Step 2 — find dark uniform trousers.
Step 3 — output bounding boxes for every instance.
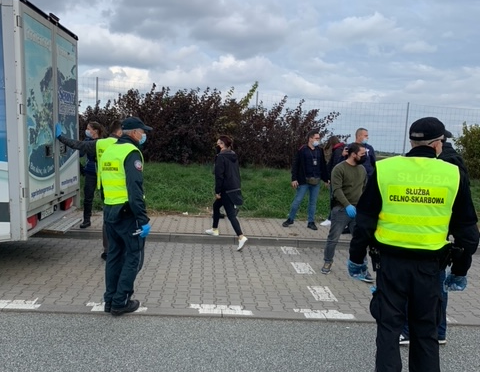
[371,253,442,372]
[104,214,145,308]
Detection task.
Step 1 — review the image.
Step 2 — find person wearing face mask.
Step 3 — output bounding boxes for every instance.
[205,135,248,251]
[78,122,107,228]
[354,127,376,179]
[320,143,370,276]
[282,129,329,230]
[348,117,478,371]
[99,117,152,316]
[56,120,122,257]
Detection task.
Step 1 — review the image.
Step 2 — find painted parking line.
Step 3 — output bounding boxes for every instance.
[189,304,253,316]
[291,262,316,274]
[86,302,148,313]
[281,246,300,255]
[294,308,355,320]
[307,286,338,302]
[446,316,457,324]
[0,298,41,310]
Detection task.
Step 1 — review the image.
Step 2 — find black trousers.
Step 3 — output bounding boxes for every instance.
[371,254,442,372]
[82,172,97,222]
[212,196,242,236]
[104,216,145,308]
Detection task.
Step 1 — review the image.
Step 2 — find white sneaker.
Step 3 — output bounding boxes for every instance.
[320,220,331,227]
[237,236,248,251]
[205,229,219,236]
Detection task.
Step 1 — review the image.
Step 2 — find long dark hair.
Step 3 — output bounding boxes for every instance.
[89,121,107,138]
[218,135,233,149]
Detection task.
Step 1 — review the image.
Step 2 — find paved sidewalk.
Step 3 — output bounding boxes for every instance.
[54,210,347,247]
[1,209,478,327]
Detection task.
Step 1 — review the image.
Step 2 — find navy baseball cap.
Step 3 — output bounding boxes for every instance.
[121,117,152,131]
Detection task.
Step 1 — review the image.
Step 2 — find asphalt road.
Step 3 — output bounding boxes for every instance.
[1,313,479,371]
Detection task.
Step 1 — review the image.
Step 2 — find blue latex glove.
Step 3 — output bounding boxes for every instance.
[444,274,467,291]
[139,224,151,238]
[345,204,356,218]
[347,259,367,278]
[55,122,62,138]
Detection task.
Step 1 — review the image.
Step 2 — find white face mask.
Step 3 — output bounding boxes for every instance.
[85,130,92,138]
[139,133,147,145]
[313,140,320,147]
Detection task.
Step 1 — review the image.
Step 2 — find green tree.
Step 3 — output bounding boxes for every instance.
[454,123,480,179]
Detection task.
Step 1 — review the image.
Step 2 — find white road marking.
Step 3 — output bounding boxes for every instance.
[281,246,300,255]
[294,308,355,320]
[446,316,457,324]
[86,302,147,313]
[307,286,338,302]
[189,304,253,316]
[291,262,315,274]
[0,298,41,310]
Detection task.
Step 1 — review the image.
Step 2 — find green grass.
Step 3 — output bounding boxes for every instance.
[88,162,480,221]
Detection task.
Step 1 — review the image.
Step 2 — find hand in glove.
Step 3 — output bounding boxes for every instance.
[444,274,467,291]
[139,224,151,238]
[55,122,63,138]
[347,259,367,279]
[345,205,356,218]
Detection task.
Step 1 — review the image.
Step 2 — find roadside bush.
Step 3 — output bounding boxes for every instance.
[454,123,480,179]
[79,83,345,167]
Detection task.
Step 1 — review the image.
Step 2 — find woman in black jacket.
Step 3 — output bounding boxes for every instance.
[205,135,248,251]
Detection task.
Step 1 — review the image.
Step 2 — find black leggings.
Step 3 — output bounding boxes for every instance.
[212,196,243,236]
[83,172,97,221]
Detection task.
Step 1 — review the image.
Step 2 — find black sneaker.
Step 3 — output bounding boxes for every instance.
[111,300,140,316]
[282,218,294,227]
[307,222,318,230]
[104,302,112,313]
[80,221,91,229]
[399,333,410,346]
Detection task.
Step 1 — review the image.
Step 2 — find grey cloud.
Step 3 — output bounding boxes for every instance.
[103,0,289,58]
[190,11,290,59]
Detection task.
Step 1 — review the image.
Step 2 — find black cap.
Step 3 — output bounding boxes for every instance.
[444,129,453,138]
[409,117,445,141]
[121,117,152,131]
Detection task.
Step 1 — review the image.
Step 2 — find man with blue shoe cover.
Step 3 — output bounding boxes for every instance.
[348,117,479,371]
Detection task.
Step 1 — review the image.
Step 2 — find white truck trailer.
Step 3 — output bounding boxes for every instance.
[0,0,81,242]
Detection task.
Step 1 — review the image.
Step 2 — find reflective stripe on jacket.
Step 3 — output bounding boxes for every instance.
[374,156,460,250]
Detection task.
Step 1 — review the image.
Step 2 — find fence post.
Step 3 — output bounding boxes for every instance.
[95,77,99,106]
[402,102,410,155]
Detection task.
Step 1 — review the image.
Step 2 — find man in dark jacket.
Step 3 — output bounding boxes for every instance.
[282,129,329,230]
[439,129,468,176]
[348,117,479,371]
[400,127,469,346]
[354,127,376,178]
[100,117,152,316]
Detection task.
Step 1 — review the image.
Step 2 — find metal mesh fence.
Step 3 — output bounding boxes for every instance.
[78,77,480,154]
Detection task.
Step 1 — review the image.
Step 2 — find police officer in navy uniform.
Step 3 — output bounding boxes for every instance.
[100,117,152,316]
[348,117,479,371]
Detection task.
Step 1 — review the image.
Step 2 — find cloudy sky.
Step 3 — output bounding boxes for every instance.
[33,0,480,111]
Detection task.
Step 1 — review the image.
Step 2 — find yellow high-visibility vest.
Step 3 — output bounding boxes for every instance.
[95,137,118,189]
[100,143,143,205]
[374,156,460,250]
